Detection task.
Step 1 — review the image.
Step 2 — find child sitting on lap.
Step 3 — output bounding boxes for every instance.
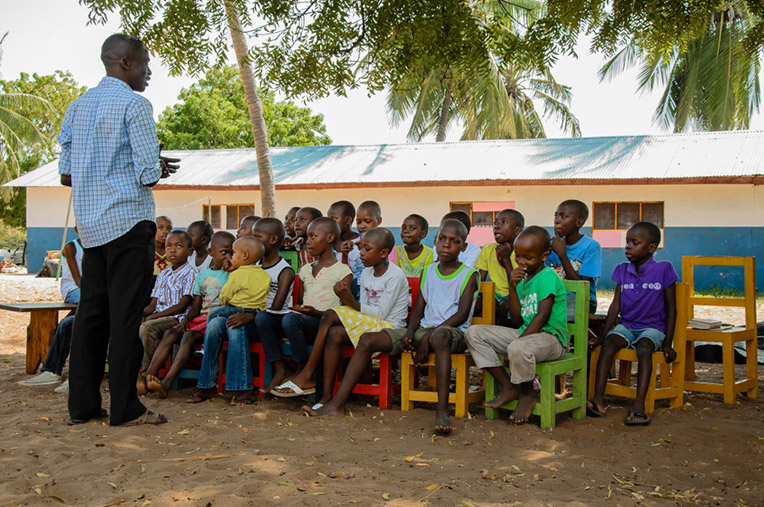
[138,230,196,392]
[272,217,353,397]
[271,228,408,408]
[588,222,677,426]
[391,214,433,277]
[309,219,479,435]
[213,236,271,319]
[465,226,570,425]
[142,231,234,398]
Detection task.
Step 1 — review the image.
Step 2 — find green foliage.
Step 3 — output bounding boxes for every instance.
[0,70,86,223]
[0,221,25,250]
[156,66,331,149]
[600,1,760,132]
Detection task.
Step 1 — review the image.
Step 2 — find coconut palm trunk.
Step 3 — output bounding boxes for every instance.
[224,0,276,217]
[435,83,451,142]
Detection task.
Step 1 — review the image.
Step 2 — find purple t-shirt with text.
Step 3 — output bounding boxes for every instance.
[612,258,678,332]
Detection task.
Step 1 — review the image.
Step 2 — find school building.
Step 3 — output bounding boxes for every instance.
[7,130,763,291]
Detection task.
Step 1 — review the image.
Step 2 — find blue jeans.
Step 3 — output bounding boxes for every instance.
[64,287,80,304]
[256,311,287,363]
[608,324,665,349]
[42,315,75,375]
[196,305,258,391]
[281,312,321,362]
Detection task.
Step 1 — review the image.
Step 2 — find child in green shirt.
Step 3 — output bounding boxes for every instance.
[465,226,569,424]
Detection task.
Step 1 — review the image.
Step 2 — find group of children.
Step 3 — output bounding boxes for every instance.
[133,197,678,432]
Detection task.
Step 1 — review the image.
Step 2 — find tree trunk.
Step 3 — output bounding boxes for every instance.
[224,0,276,217]
[436,83,451,142]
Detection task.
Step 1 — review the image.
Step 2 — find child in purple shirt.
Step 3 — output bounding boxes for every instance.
[587,222,678,426]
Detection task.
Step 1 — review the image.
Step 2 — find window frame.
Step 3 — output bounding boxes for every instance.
[203,203,256,230]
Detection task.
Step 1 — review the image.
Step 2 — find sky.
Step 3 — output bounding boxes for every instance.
[2,0,763,145]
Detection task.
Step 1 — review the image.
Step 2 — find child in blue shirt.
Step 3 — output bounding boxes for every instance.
[546,199,601,314]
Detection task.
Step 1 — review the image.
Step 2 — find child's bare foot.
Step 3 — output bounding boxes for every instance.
[136,374,148,396]
[186,386,218,403]
[483,383,520,408]
[146,375,166,399]
[231,389,258,406]
[304,403,343,417]
[509,390,539,425]
[434,410,453,434]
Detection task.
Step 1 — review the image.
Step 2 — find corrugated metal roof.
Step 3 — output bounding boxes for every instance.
[7,130,763,188]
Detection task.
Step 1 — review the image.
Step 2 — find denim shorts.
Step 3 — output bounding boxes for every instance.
[64,287,80,304]
[607,324,665,349]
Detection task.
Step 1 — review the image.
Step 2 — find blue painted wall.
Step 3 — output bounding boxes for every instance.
[26,226,761,292]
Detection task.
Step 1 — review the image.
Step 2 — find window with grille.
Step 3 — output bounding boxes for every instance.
[203,204,255,230]
[592,201,664,247]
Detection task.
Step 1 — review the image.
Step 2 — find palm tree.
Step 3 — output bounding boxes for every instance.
[599,1,760,131]
[223,0,276,217]
[0,32,52,199]
[386,1,580,141]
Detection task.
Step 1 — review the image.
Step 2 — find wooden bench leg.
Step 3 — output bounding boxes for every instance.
[26,310,59,374]
[454,355,468,418]
[745,337,758,399]
[401,357,415,411]
[722,341,736,404]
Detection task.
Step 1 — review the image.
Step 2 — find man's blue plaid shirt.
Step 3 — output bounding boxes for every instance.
[58,76,162,248]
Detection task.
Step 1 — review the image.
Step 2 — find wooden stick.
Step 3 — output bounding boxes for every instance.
[130,453,240,463]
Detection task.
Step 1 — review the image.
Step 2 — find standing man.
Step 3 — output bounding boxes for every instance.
[59,33,179,426]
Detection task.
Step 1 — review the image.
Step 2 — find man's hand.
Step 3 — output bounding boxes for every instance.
[226,312,254,329]
[496,242,513,267]
[510,266,527,287]
[158,142,180,179]
[662,344,677,363]
[550,234,566,256]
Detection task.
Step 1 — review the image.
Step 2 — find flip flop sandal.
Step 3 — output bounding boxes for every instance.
[66,408,108,426]
[270,380,316,398]
[586,399,606,418]
[120,410,168,426]
[624,411,651,426]
[311,403,323,411]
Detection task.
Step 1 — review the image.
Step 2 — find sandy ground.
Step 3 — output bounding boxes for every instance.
[0,274,762,506]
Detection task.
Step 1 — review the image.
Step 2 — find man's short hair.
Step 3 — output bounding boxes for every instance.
[101,33,145,66]
[629,221,662,245]
[406,214,429,234]
[559,199,589,221]
[439,218,468,241]
[443,210,471,231]
[330,200,356,221]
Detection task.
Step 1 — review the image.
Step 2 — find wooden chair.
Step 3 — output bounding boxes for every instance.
[485,280,589,428]
[587,283,689,414]
[400,281,495,418]
[330,277,423,410]
[682,256,758,404]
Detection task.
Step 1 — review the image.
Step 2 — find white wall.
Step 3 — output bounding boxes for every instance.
[27,183,764,229]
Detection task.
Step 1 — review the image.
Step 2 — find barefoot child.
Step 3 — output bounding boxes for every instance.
[142,231,234,398]
[282,206,301,249]
[588,222,677,426]
[187,236,271,403]
[390,214,433,277]
[465,226,569,424]
[293,207,323,269]
[476,209,525,325]
[138,230,196,390]
[272,217,353,397]
[236,215,261,238]
[187,220,214,272]
[309,219,479,434]
[153,215,173,276]
[272,228,407,408]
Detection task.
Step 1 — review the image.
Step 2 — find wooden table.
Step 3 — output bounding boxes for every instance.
[0,302,77,374]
